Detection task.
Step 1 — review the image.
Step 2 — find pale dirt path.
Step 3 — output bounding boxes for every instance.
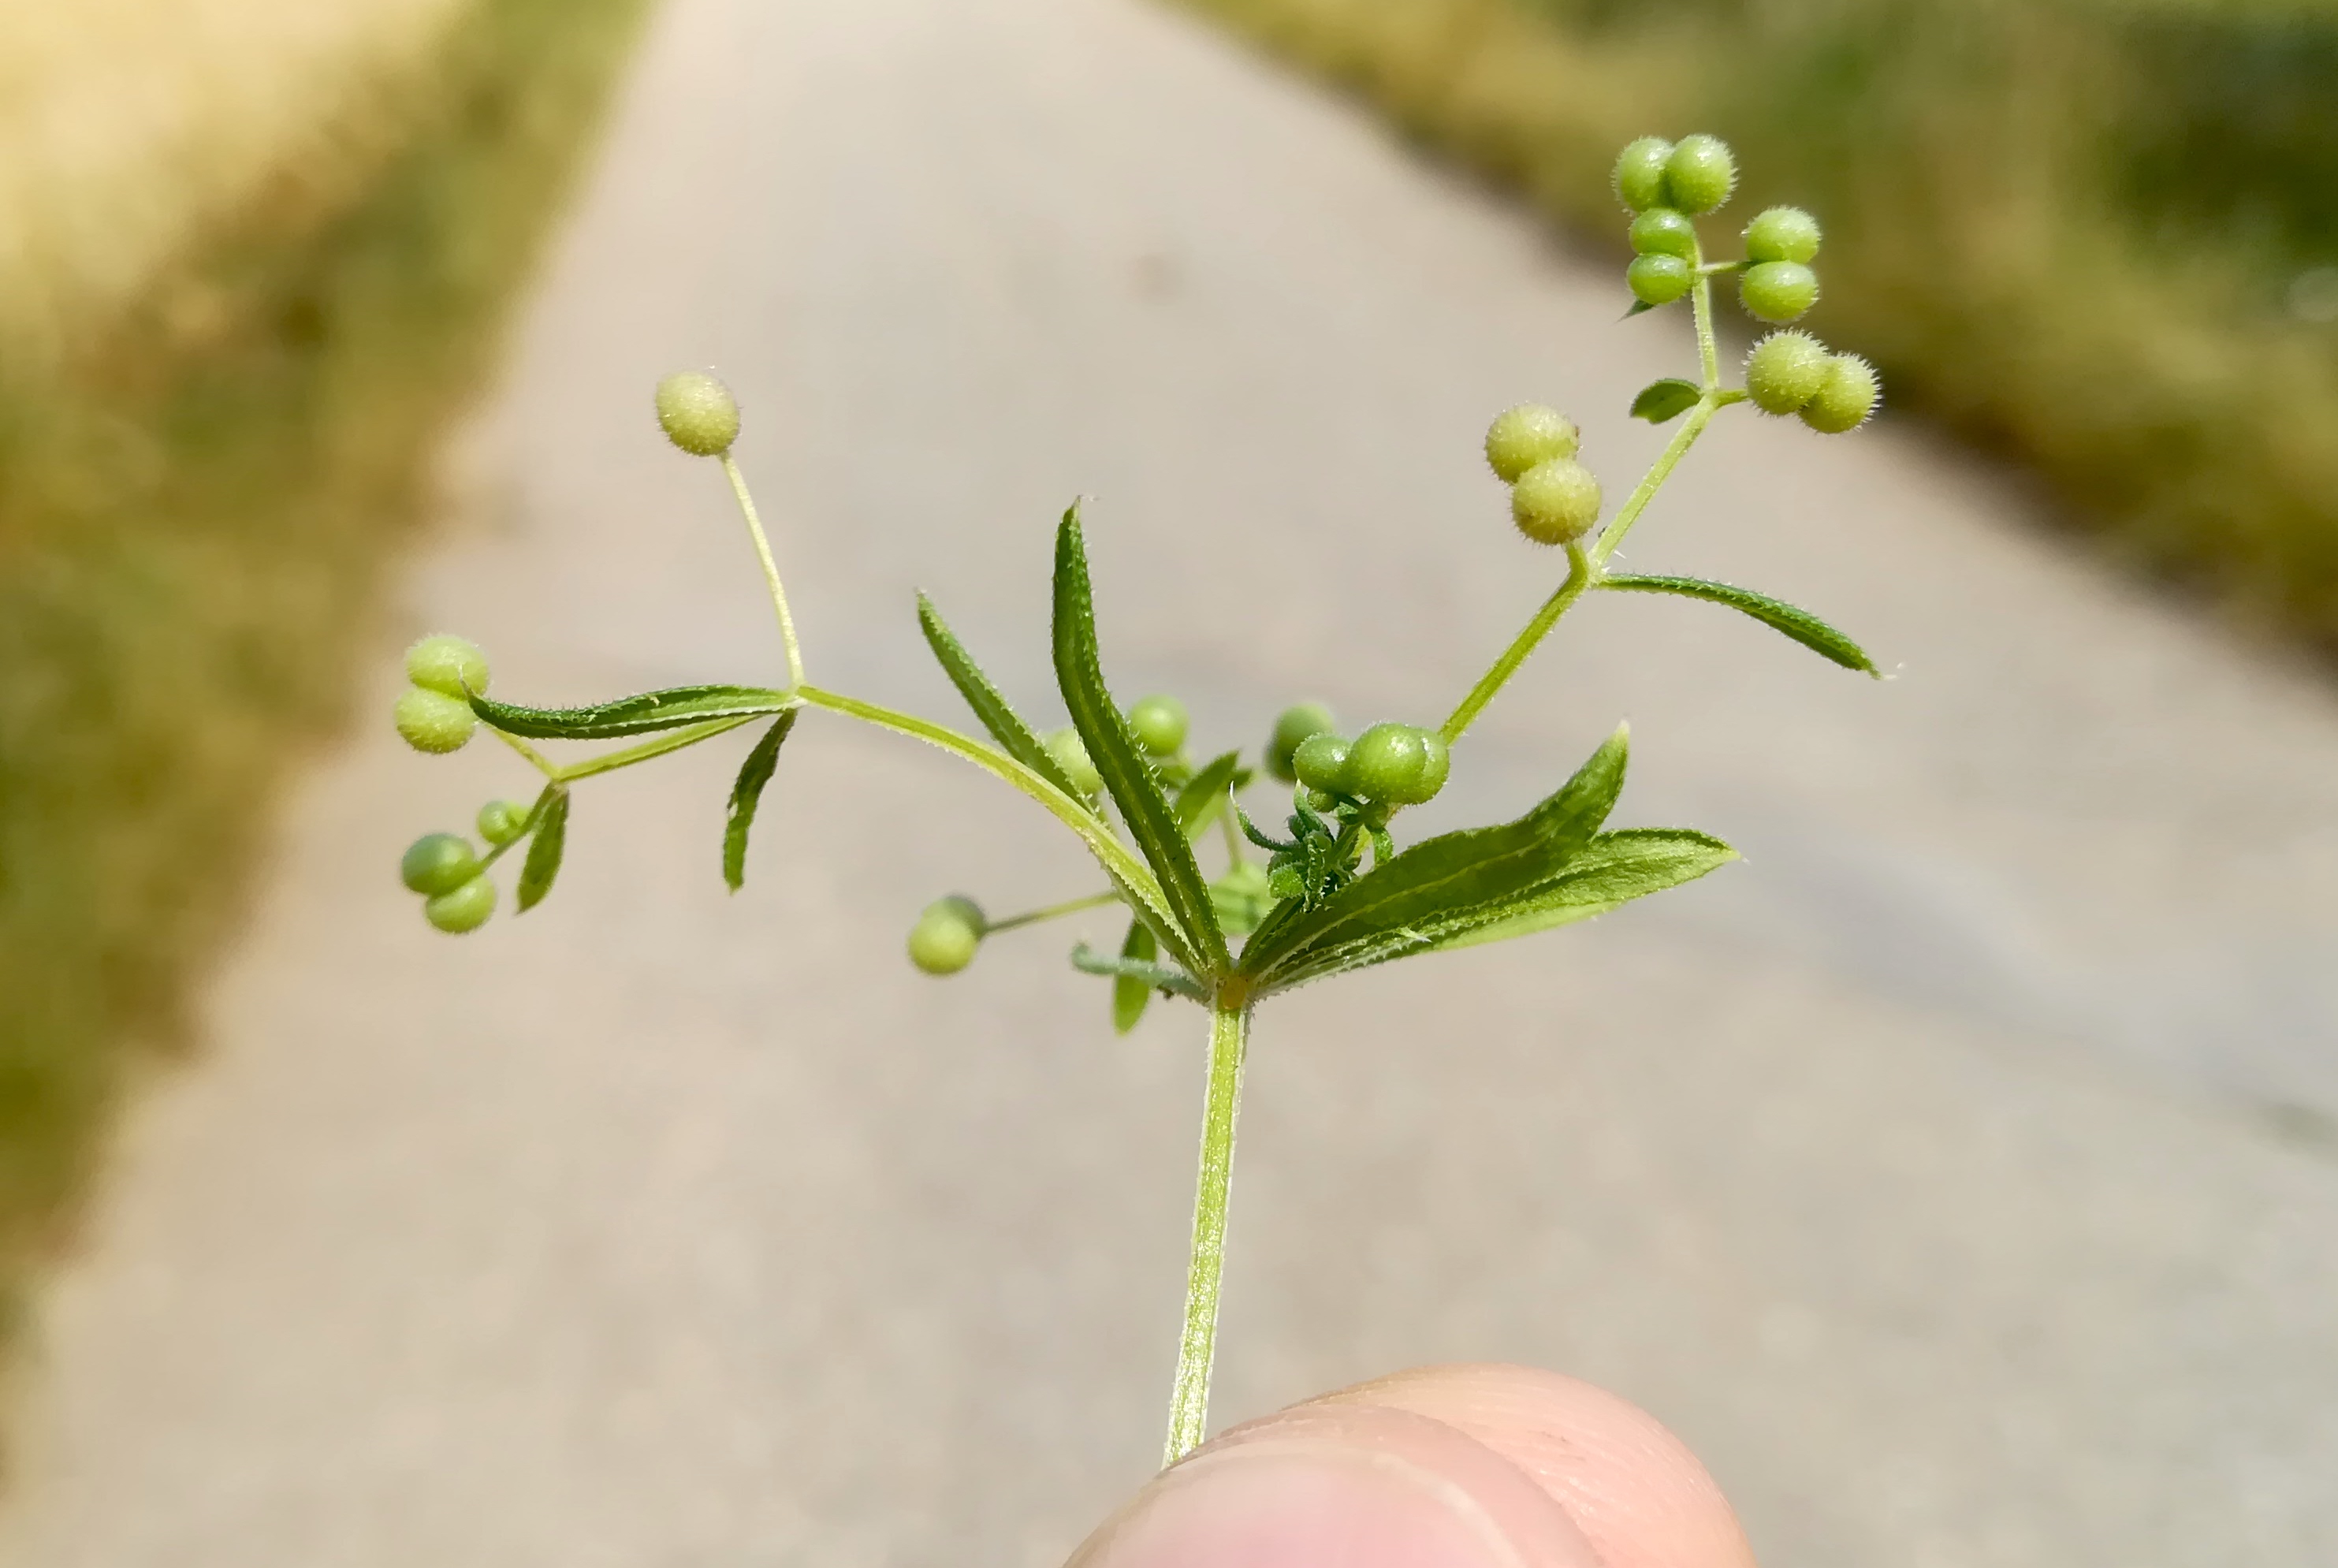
[8,1,2338,1564]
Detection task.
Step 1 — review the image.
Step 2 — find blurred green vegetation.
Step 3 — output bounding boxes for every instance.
[0,0,649,1335]
[1182,0,2338,642]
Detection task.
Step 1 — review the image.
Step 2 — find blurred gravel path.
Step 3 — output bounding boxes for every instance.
[9,1,2338,1564]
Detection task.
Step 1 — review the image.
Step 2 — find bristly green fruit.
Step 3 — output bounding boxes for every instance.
[401,832,482,896]
[1346,723,1431,803]
[1627,207,1698,262]
[404,634,490,699]
[1415,729,1451,802]
[1744,206,1821,266]
[1798,355,1882,434]
[477,799,531,847]
[1612,136,1674,211]
[1511,457,1602,546]
[1740,261,1819,323]
[1128,695,1189,758]
[395,687,478,754]
[1662,134,1737,214]
[1266,702,1336,783]
[1744,331,1830,415]
[424,876,497,934]
[655,370,741,456]
[1044,726,1104,796]
[1484,405,1580,484]
[1290,733,1352,794]
[1626,253,1693,307]
[907,895,985,974]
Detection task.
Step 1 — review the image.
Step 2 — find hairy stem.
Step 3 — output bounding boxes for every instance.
[1438,542,1592,746]
[983,889,1123,933]
[1588,400,1714,571]
[1165,1004,1250,1466]
[491,726,560,777]
[551,715,761,782]
[720,454,806,691]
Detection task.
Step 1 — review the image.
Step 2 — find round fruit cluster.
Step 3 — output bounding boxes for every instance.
[1262,703,1448,809]
[1744,330,1880,434]
[400,795,531,933]
[1614,133,1819,326]
[1483,404,1601,546]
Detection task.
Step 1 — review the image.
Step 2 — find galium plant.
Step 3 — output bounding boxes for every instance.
[391,135,1880,1468]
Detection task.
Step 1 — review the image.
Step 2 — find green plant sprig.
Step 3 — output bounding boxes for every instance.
[389,136,1884,1467]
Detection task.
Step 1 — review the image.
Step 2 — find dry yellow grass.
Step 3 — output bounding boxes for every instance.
[0,0,467,353]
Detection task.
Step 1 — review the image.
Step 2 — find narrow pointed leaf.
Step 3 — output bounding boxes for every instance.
[791,684,1196,973]
[1629,378,1702,424]
[516,784,570,912]
[1598,574,1878,676]
[917,593,1087,800]
[1240,726,1630,988]
[722,710,799,892]
[1431,829,1736,952]
[1623,299,1659,318]
[1071,942,1207,1002]
[472,683,794,740]
[1174,750,1242,834]
[1112,918,1157,1034]
[1052,507,1230,976]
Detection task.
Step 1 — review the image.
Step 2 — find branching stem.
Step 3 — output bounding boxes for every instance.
[1165,1004,1249,1466]
[720,454,806,691]
[984,890,1123,933]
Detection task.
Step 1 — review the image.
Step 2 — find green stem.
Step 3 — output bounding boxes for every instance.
[1692,253,1722,392]
[1588,400,1714,571]
[720,453,806,691]
[491,726,560,778]
[550,715,760,783]
[1165,1004,1249,1467]
[983,889,1122,933]
[1439,542,1592,746]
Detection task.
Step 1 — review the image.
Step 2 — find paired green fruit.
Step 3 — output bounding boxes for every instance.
[655,370,741,456]
[1510,457,1602,546]
[425,876,497,934]
[1612,136,1674,212]
[1045,727,1104,797]
[1626,207,1698,262]
[1744,331,1830,415]
[1626,253,1692,307]
[1662,135,1737,214]
[1128,695,1189,758]
[404,634,489,698]
[908,896,985,974]
[1267,702,1336,783]
[395,687,477,754]
[401,832,482,896]
[1348,722,1448,806]
[1290,734,1352,794]
[1483,406,1579,484]
[1744,206,1821,266]
[1740,261,1819,324]
[477,799,531,847]
[1798,355,1881,434]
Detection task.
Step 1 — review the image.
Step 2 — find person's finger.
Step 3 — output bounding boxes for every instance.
[1316,1364,1758,1568]
[1068,1363,1756,1568]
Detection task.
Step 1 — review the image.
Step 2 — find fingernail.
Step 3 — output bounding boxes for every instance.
[1070,1407,1597,1568]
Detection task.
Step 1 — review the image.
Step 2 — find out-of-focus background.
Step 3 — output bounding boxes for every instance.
[2,0,2336,1564]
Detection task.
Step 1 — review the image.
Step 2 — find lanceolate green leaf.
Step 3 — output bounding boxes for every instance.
[472,683,795,739]
[517,784,570,912]
[917,593,1088,802]
[1629,378,1702,425]
[792,684,1197,975]
[1239,726,1632,989]
[1431,829,1737,953]
[1598,574,1878,676]
[722,710,798,892]
[1174,751,1242,834]
[1113,918,1158,1034]
[1052,508,1230,977]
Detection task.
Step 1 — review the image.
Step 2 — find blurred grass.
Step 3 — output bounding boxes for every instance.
[1178,0,2338,646]
[0,0,650,1339]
